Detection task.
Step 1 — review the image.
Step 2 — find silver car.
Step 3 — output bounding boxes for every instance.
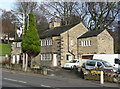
[83,59,118,73]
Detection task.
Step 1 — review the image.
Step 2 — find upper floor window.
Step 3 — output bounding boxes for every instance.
[81,40,91,46]
[40,39,53,46]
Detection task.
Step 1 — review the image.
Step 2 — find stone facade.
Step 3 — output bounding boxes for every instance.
[97,30,114,54]
[78,37,98,55]
[78,29,114,59]
[39,36,61,67]
[11,41,22,64]
[60,23,88,67]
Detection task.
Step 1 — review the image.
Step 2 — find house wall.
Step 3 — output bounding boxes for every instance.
[78,37,98,58]
[97,30,114,54]
[78,30,114,59]
[11,42,22,64]
[11,42,22,55]
[39,36,61,67]
[60,23,88,67]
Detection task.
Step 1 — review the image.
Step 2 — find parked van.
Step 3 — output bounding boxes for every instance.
[93,54,120,69]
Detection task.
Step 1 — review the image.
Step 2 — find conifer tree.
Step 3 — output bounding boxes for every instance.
[21,12,40,71]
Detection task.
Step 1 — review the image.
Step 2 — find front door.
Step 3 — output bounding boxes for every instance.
[53,54,57,66]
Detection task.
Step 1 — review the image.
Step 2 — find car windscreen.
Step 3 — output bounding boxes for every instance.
[102,61,112,67]
[86,61,96,66]
[70,60,77,63]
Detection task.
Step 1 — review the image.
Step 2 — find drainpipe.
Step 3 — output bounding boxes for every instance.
[67,31,75,58]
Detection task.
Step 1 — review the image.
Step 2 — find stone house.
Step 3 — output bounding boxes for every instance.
[60,23,88,67]
[11,38,22,64]
[38,21,88,67]
[77,29,114,59]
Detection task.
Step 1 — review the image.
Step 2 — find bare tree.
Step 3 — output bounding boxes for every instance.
[40,2,81,25]
[14,1,48,34]
[13,1,49,71]
[81,2,119,30]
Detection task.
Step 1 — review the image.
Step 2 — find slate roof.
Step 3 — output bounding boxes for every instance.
[78,30,104,39]
[12,37,22,42]
[40,22,79,39]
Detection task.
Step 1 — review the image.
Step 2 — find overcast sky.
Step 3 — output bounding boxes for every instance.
[0,0,16,11]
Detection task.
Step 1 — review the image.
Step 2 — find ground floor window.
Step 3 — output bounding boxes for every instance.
[41,54,52,60]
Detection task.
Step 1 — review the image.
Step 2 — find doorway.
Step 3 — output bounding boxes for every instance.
[53,54,57,66]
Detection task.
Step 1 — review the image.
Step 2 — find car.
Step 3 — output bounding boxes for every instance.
[82,59,118,73]
[63,59,80,69]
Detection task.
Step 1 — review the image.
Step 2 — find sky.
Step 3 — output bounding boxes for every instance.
[0,0,16,11]
[0,0,119,11]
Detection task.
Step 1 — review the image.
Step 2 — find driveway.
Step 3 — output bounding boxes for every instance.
[47,68,80,79]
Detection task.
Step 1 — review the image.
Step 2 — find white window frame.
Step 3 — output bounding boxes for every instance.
[89,40,91,46]
[83,41,85,46]
[40,54,43,60]
[41,40,42,46]
[81,41,83,46]
[50,40,53,45]
[44,40,46,46]
[41,54,52,60]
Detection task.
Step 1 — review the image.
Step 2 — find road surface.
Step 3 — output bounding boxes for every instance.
[2,69,119,89]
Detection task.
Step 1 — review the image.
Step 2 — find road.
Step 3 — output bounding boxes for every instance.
[2,69,120,89]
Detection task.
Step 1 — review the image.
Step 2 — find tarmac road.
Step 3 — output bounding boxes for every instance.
[2,68,120,89]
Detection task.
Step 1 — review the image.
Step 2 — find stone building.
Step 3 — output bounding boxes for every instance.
[77,29,114,59]
[60,23,88,67]
[11,38,22,64]
[39,21,88,67]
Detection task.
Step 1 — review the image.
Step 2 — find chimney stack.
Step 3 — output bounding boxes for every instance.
[49,12,61,29]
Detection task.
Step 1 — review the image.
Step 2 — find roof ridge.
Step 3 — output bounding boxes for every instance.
[40,22,80,39]
[78,29,104,39]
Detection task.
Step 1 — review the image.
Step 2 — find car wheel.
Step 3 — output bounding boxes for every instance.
[71,66,73,70]
[73,65,76,69]
[71,65,76,70]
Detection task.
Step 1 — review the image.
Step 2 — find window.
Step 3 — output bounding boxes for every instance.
[44,40,46,46]
[102,61,112,67]
[97,62,102,67]
[40,54,43,60]
[16,42,21,48]
[70,60,77,63]
[46,40,48,46]
[40,40,53,46]
[48,40,50,45]
[86,41,87,46]
[41,54,52,60]
[50,40,53,45]
[81,41,84,46]
[88,40,91,46]
[42,40,44,46]
[86,61,96,66]
[81,40,91,46]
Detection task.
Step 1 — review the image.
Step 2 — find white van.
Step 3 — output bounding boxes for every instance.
[93,54,120,69]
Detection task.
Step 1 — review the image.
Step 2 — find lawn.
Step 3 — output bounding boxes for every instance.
[0,43,11,56]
